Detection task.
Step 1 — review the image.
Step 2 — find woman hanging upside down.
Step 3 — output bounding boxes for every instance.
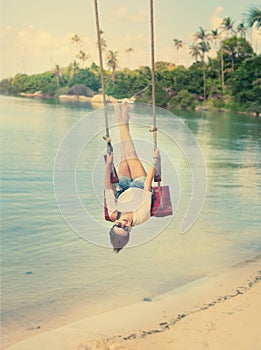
[105,102,160,253]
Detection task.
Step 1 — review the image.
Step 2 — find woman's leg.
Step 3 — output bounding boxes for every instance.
[115,103,146,179]
[114,103,131,178]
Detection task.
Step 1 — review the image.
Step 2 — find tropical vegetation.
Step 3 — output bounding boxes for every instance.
[0,9,260,115]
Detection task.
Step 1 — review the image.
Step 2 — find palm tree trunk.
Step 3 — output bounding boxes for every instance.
[202,53,206,102]
[203,63,206,102]
[112,68,115,85]
[221,49,225,94]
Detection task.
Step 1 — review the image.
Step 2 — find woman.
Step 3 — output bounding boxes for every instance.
[105,102,160,252]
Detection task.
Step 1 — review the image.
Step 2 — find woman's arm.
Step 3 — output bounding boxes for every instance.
[104,153,117,219]
[144,148,160,191]
[104,153,114,190]
[144,166,156,191]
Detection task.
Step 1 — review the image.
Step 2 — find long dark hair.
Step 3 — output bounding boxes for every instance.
[109,226,130,253]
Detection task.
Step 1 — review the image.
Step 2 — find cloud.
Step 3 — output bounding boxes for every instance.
[251,28,261,54]
[210,6,224,29]
[113,6,129,17]
[0,23,151,78]
[112,6,147,23]
[110,31,148,69]
[0,25,95,78]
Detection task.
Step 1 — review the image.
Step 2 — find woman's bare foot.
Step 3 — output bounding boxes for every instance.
[114,102,123,124]
[122,102,131,124]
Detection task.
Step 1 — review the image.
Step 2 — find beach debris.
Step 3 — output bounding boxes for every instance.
[121,270,261,342]
[143,297,152,302]
[77,270,261,349]
[123,333,137,340]
[27,325,40,331]
[159,321,169,329]
[25,271,33,275]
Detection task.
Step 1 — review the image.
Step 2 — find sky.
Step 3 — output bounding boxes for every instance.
[0,0,260,79]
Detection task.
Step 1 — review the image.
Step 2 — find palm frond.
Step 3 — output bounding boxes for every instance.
[244,6,261,29]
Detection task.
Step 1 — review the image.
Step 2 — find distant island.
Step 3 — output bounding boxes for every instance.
[1,26,260,116]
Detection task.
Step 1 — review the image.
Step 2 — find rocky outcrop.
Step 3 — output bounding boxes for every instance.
[67,84,95,97]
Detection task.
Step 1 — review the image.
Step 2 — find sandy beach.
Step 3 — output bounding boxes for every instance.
[5,255,261,350]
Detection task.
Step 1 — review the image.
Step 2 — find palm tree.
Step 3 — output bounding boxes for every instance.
[244,5,261,29]
[53,64,64,87]
[106,50,118,85]
[210,29,222,83]
[68,60,79,81]
[100,38,107,51]
[71,34,82,53]
[219,18,236,93]
[210,29,221,50]
[198,41,211,101]
[76,50,89,67]
[173,38,184,64]
[194,27,211,41]
[71,34,82,63]
[220,48,225,94]
[198,40,211,61]
[189,43,201,62]
[223,46,237,71]
[237,23,247,38]
[221,17,236,38]
[194,27,211,101]
[97,30,107,51]
[71,34,81,45]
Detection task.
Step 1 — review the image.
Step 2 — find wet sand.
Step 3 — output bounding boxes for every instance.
[5,256,261,350]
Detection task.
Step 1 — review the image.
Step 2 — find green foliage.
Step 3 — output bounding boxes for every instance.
[105,72,132,99]
[135,82,169,107]
[11,74,30,93]
[104,68,151,99]
[0,33,259,114]
[10,72,58,96]
[244,5,261,30]
[170,66,190,92]
[69,68,100,92]
[0,78,15,95]
[211,97,226,109]
[34,72,57,95]
[217,36,254,72]
[187,63,204,96]
[228,55,261,106]
[169,90,196,110]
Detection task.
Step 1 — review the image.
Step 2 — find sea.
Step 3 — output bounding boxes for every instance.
[1,95,261,348]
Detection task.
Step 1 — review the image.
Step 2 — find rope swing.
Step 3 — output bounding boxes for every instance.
[149,0,172,216]
[94,0,118,183]
[94,0,173,219]
[149,0,162,189]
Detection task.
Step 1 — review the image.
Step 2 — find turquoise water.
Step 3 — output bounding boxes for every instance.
[1,96,261,348]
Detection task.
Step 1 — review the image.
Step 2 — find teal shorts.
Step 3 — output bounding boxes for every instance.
[115,176,146,198]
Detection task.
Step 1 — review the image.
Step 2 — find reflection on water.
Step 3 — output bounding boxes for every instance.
[1,96,261,348]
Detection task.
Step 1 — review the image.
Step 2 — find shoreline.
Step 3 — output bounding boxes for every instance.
[1,93,259,117]
[5,255,261,350]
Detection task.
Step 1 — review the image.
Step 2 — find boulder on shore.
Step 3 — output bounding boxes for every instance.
[67,84,95,97]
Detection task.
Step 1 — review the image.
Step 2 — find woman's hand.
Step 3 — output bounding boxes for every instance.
[105,153,114,190]
[153,148,160,164]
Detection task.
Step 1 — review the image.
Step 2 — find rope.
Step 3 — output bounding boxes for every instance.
[94,0,118,185]
[93,0,111,153]
[150,0,162,205]
[150,0,157,149]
